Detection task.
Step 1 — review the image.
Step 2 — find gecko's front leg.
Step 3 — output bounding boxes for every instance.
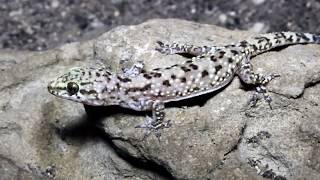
[135,100,171,141]
[237,56,280,108]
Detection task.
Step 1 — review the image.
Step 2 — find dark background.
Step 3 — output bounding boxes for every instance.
[1,0,320,51]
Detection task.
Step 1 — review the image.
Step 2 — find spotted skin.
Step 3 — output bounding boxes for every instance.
[48,32,320,140]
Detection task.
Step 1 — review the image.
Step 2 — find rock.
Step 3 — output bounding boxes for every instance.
[0,19,320,180]
[0,155,42,180]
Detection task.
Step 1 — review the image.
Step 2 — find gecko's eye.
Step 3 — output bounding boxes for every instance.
[66,82,79,95]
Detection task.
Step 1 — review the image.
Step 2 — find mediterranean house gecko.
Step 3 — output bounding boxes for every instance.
[47,32,320,140]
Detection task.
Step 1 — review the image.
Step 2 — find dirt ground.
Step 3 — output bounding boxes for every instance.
[1,0,320,51]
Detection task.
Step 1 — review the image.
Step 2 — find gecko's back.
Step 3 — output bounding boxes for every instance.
[118,47,241,104]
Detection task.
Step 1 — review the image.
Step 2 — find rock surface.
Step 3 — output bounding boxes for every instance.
[1,19,320,180]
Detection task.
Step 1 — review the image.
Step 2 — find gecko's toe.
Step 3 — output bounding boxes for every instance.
[156,41,165,46]
[135,117,171,141]
[263,94,273,109]
[155,41,173,55]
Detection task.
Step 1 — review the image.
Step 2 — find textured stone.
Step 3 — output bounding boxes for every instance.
[0,19,320,180]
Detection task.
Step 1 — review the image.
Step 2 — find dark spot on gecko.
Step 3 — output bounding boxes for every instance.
[192,47,200,54]
[109,96,116,99]
[140,84,151,91]
[230,50,238,55]
[171,74,177,79]
[218,51,226,58]
[228,58,233,63]
[312,35,318,42]
[193,87,200,91]
[80,82,93,86]
[164,67,172,70]
[82,71,85,75]
[180,66,191,72]
[126,87,139,93]
[162,80,171,86]
[55,86,67,90]
[279,32,286,38]
[143,73,152,79]
[201,70,209,78]
[186,60,193,64]
[88,90,98,95]
[180,77,186,83]
[116,83,120,89]
[118,76,132,82]
[152,68,161,71]
[210,56,217,62]
[296,32,310,41]
[226,44,236,48]
[215,65,222,73]
[239,41,248,48]
[96,72,100,77]
[140,69,146,73]
[251,45,258,51]
[88,71,92,76]
[171,64,178,68]
[286,35,294,42]
[189,63,198,70]
[153,72,162,78]
[79,89,86,94]
[101,87,108,93]
[255,36,270,44]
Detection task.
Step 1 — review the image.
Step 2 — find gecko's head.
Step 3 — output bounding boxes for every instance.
[48,67,116,106]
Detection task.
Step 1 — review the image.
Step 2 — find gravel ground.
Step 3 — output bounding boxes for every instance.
[1,0,320,51]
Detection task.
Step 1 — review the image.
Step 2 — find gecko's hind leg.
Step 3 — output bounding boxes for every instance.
[135,100,171,141]
[237,58,280,108]
[155,41,217,57]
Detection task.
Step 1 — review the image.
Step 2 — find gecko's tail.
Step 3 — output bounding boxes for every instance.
[243,32,320,56]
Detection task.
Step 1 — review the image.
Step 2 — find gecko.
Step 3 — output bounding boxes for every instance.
[47,32,320,140]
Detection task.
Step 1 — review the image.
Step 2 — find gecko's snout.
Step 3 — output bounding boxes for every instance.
[47,80,56,94]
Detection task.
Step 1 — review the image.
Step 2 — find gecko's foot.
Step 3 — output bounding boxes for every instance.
[155,41,178,55]
[248,86,274,109]
[122,61,144,77]
[260,73,281,85]
[247,73,280,109]
[135,116,171,141]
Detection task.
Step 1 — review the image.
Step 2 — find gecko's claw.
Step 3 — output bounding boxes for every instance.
[135,116,171,141]
[248,92,260,108]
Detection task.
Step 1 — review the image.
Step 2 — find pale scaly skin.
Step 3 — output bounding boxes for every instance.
[48,32,320,140]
